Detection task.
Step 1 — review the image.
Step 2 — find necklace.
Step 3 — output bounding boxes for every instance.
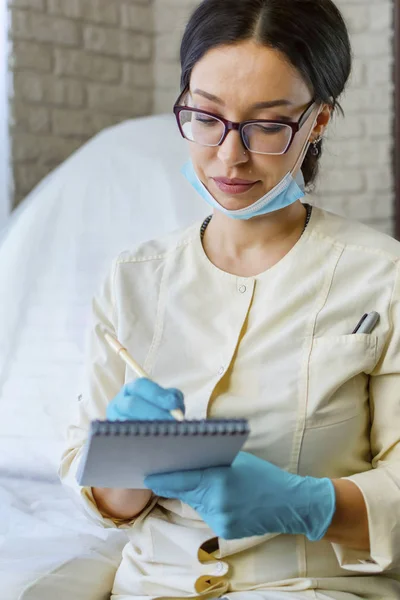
[200,204,313,242]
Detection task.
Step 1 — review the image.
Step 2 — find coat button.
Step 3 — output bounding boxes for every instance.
[218,366,225,376]
[239,285,247,293]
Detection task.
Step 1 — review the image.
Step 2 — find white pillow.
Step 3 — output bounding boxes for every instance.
[0,114,208,478]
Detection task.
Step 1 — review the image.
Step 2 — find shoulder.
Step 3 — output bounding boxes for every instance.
[311,206,400,264]
[113,220,202,268]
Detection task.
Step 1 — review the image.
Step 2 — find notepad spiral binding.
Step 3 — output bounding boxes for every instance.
[91,419,249,437]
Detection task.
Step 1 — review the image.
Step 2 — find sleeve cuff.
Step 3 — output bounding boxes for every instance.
[331,467,400,572]
[80,486,158,530]
[59,446,158,530]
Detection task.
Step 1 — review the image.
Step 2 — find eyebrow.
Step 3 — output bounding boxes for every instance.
[192,88,293,110]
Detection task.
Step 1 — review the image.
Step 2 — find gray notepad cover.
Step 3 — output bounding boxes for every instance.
[77,420,250,489]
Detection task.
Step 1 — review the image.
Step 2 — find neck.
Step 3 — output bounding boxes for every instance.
[203,201,307,259]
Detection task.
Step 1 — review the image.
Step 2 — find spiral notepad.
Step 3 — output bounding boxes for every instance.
[77,419,250,489]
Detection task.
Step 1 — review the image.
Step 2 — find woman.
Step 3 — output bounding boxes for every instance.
[60,0,400,598]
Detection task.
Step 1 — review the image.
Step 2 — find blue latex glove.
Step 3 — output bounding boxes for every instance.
[145,451,336,541]
[106,378,185,421]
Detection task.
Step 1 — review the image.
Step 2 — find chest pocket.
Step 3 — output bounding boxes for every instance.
[306,333,378,428]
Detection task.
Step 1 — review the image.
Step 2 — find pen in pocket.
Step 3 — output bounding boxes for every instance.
[352,312,380,334]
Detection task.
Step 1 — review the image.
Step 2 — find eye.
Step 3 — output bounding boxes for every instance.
[195,115,218,126]
[255,123,287,134]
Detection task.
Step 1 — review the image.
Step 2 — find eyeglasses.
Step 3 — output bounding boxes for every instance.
[174,89,316,156]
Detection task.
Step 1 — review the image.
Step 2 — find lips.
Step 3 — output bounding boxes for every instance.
[214,177,257,185]
[212,177,258,195]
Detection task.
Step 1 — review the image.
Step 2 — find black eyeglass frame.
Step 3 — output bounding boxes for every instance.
[173,88,317,156]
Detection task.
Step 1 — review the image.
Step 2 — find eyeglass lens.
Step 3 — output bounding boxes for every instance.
[178,110,292,155]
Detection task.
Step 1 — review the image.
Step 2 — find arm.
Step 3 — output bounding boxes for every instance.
[324,479,370,552]
[327,261,400,571]
[92,488,153,521]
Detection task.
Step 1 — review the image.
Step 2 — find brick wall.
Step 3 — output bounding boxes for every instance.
[152,0,395,235]
[8,0,395,235]
[8,0,154,206]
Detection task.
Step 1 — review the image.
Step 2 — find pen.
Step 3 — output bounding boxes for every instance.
[104,332,185,422]
[352,311,380,335]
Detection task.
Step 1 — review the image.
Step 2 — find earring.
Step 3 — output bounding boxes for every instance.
[311,137,322,156]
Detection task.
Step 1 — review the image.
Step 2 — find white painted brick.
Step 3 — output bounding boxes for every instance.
[14,162,50,194]
[8,0,45,10]
[318,170,365,195]
[337,195,375,221]
[51,108,124,136]
[11,101,50,133]
[89,112,127,132]
[9,40,52,71]
[54,48,121,83]
[154,0,197,9]
[341,86,393,114]
[12,72,85,107]
[87,83,152,115]
[366,166,393,193]
[153,88,181,114]
[365,219,395,237]
[153,3,192,33]
[154,33,181,62]
[123,62,153,88]
[48,0,119,25]
[336,0,391,5]
[365,114,391,138]
[367,57,393,85]
[328,114,364,140]
[369,2,393,32]
[84,25,152,60]
[121,3,153,33]
[51,108,90,136]
[349,59,366,87]
[11,8,80,46]
[153,61,181,90]
[350,32,391,57]
[370,195,395,220]
[341,194,394,222]
[325,139,392,168]
[11,132,82,163]
[340,4,369,33]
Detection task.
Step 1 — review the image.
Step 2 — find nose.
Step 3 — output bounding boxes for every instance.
[217,129,249,167]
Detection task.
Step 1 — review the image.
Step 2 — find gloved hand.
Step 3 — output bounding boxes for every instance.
[106,378,185,421]
[145,451,336,541]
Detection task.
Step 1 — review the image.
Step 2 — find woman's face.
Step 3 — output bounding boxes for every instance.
[186,40,324,212]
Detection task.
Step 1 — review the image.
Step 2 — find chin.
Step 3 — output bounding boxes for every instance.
[213,192,261,212]
[216,197,257,212]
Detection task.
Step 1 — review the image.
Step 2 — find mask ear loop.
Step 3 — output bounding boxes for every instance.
[290,105,324,178]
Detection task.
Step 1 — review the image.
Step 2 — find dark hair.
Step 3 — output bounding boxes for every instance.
[180,0,352,188]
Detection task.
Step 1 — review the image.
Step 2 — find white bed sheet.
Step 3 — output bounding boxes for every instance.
[0,474,127,600]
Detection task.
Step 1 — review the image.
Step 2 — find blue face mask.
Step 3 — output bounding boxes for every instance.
[182,160,306,220]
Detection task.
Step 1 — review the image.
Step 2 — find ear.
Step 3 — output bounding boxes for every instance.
[309,104,332,142]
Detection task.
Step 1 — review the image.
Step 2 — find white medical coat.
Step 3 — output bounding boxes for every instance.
[60,207,400,599]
